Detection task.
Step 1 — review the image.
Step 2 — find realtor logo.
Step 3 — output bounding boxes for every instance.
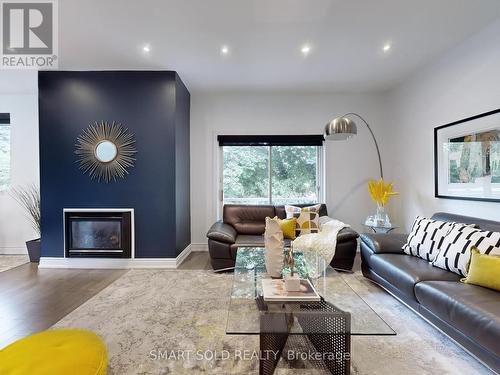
[1,0,58,68]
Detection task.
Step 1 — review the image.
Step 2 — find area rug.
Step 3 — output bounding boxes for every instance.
[0,255,29,273]
[52,269,493,375]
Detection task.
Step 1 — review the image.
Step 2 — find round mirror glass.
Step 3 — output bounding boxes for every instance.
[95,141,118,163]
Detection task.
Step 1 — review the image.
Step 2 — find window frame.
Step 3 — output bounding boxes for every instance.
[218,143,325,214]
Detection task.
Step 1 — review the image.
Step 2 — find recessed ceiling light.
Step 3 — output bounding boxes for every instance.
[142,44,151,53]
[301,44,311,56]
[383,43,391,52]
[220,45,229,55]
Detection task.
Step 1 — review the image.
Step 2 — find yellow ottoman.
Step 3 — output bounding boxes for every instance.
[0,329,107,375]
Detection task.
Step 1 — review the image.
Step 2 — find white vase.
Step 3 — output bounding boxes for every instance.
[264,217,284,278]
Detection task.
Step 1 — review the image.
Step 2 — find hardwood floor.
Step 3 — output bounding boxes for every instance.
[178,251,212,270]
[0,263,127,349]
[0,252,212,349]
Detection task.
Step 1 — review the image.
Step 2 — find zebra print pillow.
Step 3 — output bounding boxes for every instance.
[402,217,455,262]
[432,225,500,276]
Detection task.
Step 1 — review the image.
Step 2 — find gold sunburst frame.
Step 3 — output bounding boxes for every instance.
[75,121,137,183]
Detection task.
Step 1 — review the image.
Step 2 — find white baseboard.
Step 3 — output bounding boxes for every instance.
[191,243,208,252]
[175,244,192,266]
[0,246,28,255]
[39,245,192,269]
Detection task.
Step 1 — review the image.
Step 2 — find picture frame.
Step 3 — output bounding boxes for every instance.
[434,108,500,202]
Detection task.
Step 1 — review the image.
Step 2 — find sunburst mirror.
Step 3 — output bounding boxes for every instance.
[75,121,137,183]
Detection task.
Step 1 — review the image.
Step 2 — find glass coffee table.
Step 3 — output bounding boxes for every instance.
[226,247,395,375]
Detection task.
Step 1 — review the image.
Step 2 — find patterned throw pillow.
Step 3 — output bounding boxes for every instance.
[402,216,455,262]
[432,225,500,276]
[285,204,321,236]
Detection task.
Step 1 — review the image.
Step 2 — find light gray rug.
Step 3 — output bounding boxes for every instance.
[52,269,493,375]
[0,255,29,273]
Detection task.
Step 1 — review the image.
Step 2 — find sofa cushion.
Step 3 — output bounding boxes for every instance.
[233,234,265,247]
[368,253,460,300]
[230,236,291,259]
[230,235,292,248]
[415,281,500,356]
[223,205,275,235]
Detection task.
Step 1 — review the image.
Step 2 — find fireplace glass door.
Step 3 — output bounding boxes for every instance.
[71,219,122,249]
[65,211,132,258]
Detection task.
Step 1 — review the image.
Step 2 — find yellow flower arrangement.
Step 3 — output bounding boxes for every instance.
[368,178,399,207]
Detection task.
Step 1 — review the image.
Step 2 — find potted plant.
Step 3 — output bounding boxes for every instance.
[11,184,41,262]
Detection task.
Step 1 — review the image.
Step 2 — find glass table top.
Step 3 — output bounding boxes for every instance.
[363,223,399,229]
[226,247,396,336]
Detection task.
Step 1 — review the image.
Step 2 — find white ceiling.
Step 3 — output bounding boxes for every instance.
[59,0,500,92]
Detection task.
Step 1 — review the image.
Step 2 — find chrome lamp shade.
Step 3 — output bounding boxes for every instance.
[324,117,357,140]
[323,112,384,179]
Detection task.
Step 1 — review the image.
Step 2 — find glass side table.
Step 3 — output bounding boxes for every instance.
[362,223,398,234]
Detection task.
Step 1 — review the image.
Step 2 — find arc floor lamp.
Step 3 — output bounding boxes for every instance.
[324,112,384,179]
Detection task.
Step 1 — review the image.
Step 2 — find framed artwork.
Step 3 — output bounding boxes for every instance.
[434,108,500,202]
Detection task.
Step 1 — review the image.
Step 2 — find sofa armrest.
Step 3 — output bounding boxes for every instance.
[337,227,359,242]
[207,221,237,244]
[359,233,408,254]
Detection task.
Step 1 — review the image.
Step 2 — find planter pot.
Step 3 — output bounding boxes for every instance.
[26,239,41,263]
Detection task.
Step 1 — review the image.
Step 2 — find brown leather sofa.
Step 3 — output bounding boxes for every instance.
[207,204,359,271]
[360,212,500,372]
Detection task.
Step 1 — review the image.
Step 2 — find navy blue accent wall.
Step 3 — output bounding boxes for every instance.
[174,74,191,256]
[38,71,190,258]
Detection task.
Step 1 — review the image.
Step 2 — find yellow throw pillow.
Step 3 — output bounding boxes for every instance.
[460,247,500,292]
[278,218,297,240]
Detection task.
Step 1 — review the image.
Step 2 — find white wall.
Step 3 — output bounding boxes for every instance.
[190,91,389,245]
[0,71,39,254]
[384,18,500,231]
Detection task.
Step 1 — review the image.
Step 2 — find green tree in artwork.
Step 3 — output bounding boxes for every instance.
[449,160,459,183]
[491,142,500,183]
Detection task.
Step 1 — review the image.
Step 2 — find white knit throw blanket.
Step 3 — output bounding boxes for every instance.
[291,219,350,265]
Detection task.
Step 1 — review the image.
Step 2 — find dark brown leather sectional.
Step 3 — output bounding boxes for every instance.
[207,204,359,271]
[360,212,500,372]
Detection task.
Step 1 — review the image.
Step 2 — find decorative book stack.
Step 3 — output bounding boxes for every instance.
[262,278,320,302]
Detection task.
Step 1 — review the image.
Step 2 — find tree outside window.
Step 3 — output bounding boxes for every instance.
[223,145,319,205]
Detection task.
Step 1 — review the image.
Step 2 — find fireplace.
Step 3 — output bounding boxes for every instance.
[64,210,133,258]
